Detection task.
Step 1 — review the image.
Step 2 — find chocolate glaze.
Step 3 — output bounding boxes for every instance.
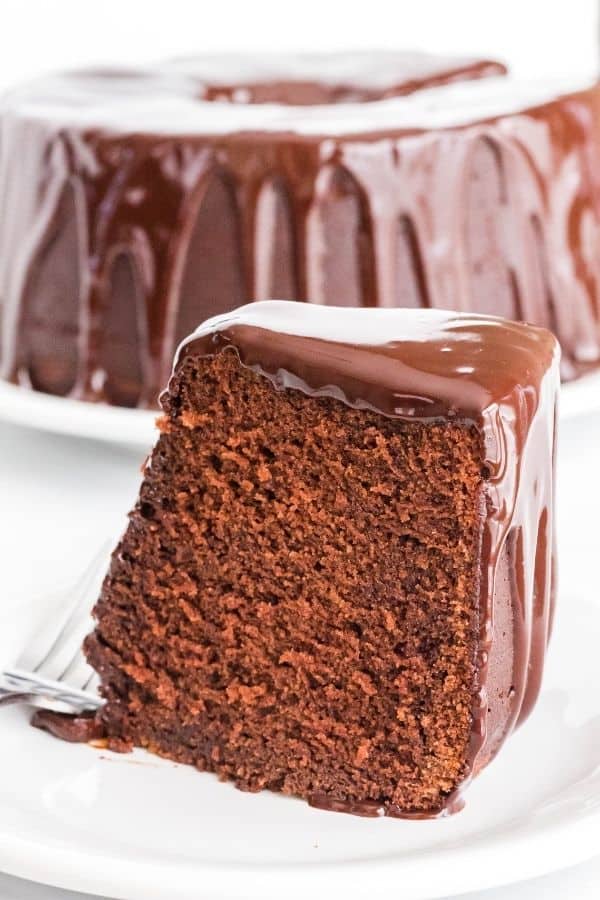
[185,52,506,104]
[31,708,106,743]
[176,301,560,818]
[0,55,593,407]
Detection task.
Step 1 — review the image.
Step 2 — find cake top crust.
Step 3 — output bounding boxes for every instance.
[2,53,592,137]
[176,302,560,425]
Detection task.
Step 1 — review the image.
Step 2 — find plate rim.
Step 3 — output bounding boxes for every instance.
[2,685,600,900]
[1,774,600,900]
[0,369,599,450]
[0,380,157,448]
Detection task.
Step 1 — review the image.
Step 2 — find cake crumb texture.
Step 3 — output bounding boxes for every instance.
[86,349,486,814]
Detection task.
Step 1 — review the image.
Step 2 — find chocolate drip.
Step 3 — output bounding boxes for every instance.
[528,215,558,330]
[18,181,82,396]
[307,165,375,308]
[195,54,505,106]
[172,169,245,352]
[518,508,554,726]
[309,790,464,819]
[254,177,297,300]
[395,215,429,308]
[177,301,559,817]
[463,137,520,320]
[99,251,147,407]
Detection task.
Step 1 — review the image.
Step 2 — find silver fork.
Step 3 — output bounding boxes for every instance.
[0,543,112,714]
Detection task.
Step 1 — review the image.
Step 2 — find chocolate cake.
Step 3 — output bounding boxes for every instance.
[0,53,595,407]
[84,301,559,818]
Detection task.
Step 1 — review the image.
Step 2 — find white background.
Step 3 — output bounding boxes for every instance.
[2,1,600,898]
[0,0,598,92]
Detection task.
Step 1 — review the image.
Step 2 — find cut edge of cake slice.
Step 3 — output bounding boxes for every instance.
[76,301,559,818]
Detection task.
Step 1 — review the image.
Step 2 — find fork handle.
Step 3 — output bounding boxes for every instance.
[0,670,103,713]
[0,691,31,708]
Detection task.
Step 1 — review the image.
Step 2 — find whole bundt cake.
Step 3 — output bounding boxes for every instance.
[0,52,596,407]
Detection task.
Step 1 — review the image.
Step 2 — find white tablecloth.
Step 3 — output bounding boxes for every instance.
[1,412,597,900]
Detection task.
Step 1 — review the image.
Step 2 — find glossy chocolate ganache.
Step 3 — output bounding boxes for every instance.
[0,53,594,408]
[81,302,559,818]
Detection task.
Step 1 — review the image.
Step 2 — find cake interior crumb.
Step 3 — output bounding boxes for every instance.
[86,349,485,813]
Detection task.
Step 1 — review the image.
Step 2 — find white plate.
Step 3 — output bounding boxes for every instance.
[0,411,599,900]
[1,593,599,900]
[0,381,157,449]
[1,369,600,450]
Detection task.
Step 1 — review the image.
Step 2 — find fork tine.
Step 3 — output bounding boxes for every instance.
[16,542,111,674]
[21,542,111,681]
[34,579,103,682]
[60,647,96,690]
[36,605,95,683]
[82,670,100,693]
[2,542,115,714]
[15,587,86,674]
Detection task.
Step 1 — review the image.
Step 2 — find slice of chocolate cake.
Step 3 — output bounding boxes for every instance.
[85,302,559,817]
